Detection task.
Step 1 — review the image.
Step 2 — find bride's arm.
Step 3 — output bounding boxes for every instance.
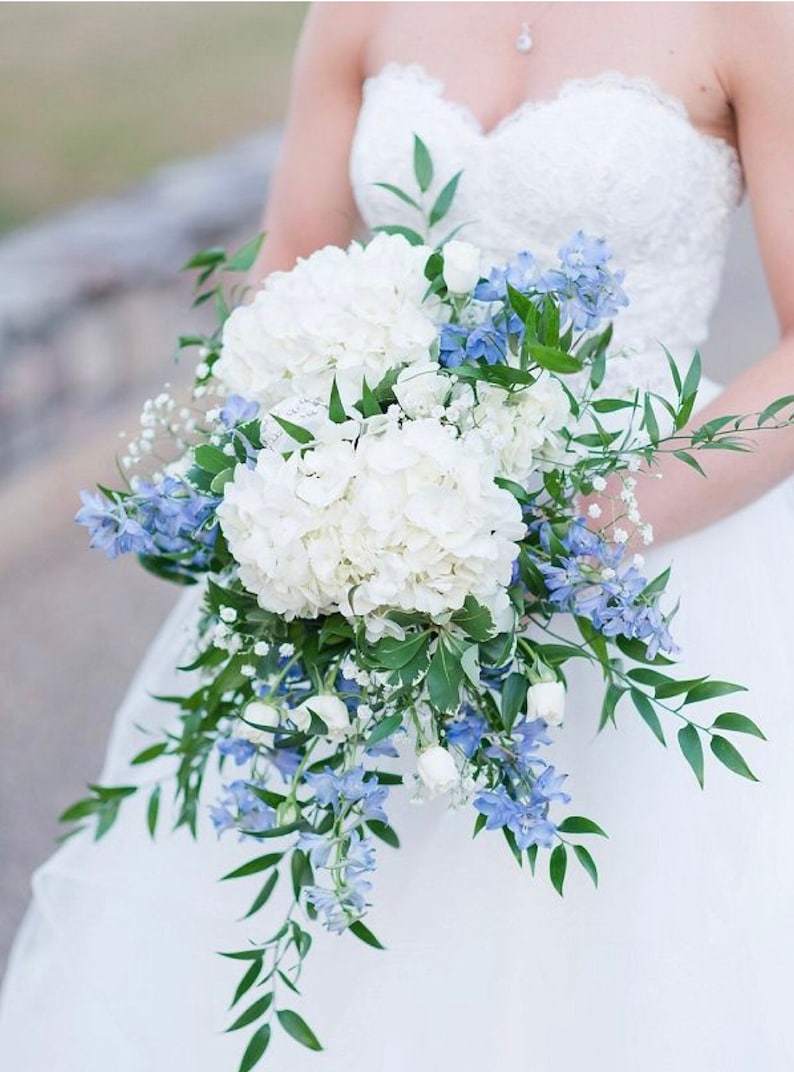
[619,6,794,548]
[246,3,379,283]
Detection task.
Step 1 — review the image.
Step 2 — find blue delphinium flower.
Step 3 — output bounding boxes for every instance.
[464,319,509,364]
[304,831,377,933]
[438,323,468,368]
[446,707,487,759]
[531,518,678,657]
[219,395,259,429]
[266,744,302,783]
[217,737,257,766]
[209,779,275,838]
[303,766,390,824]
[474,777,565,851]
[537,230,629,331]
[134,476,218,564]
[75,490,154,560]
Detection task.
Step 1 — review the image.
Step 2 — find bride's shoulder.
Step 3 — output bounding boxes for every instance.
[708,2,794,98]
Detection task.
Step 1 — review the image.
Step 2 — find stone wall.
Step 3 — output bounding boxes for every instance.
[0,127,282,476]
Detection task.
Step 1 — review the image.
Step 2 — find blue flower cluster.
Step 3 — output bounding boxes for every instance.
[474,764,570,850]
[535,232,629,331]
[209,779,275,838]
[532,519,677,659]
[301,830,377,934]
[437,232,628,368]
[303,766,389,824]
[216,734,302,784]
[76,476,218,566]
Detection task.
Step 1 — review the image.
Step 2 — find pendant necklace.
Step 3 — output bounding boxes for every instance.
[516,3,553,54]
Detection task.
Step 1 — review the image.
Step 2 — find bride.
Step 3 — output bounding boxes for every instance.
[3,3,794,1069]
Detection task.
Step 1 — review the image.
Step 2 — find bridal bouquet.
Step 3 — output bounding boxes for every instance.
[70,141,786,1069]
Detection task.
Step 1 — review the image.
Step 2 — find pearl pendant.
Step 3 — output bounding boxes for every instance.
[516,23,533,53]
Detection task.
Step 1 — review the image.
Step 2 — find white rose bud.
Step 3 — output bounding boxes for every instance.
[293,695,352,742]
[442,240,482,294]
[237,701,280,745]
[527,681,566,727]
[416,745,460,795]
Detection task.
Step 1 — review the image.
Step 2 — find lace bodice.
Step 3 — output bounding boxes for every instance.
[350,64,744,397]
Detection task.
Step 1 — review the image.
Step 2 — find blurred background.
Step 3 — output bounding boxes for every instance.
[0,1,779,976]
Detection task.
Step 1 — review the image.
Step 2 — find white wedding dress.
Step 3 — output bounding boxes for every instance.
[3,65,794,1071]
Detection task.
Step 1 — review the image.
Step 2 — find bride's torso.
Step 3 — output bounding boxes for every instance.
[349,50,744,398]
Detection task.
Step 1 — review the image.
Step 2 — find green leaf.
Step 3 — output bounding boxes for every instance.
[626,668,674,689]
[589,349,607,390]
[211,468,235,494]
[643,394,660,443]
[673,450,707,477]
[349,919,386,950]
[686,680,747,704]
[556,816,608,837]
[146,785,161,838]
[194,444,231,475]
[549,843,568,896]
[222,853,282,882]
[640,567,671,599]
[591,397,637,413]
[426,639,464,712]
[238,1023,272,1072]
[276,1009,323,1051]
[227,992,273,1032]
[506,283,532,321]
[366,712,403,748]
[450,595,495,641]
[413,134,434,192]
[573,844,599,887]
[366,819,400,848]
[677,724,705,788]
[526,843,539,874]
[371,224,427,247]
[358,378,382,418]
[242,871,280,919]
[759,393,794,425]
[527,343,583,375]
[429,171,462,227]
[328,377,346,424]
[368,631,430,670]
[225,233,265,272]
[372,182,421,211]
[711,712,767,740]
[654,677,708,700]
[270,414,314,446]
[500,672,529,730]
[675,351,701,429]
[231,959,262,1007]
[131,742,168,766]
[290,849,313,900]
[630,688,666,746]
[597,683,625,732]
[182,246,226,271]
[710,735,758,781]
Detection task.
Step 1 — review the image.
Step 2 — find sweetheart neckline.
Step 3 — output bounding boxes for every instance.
[363,62,743,179]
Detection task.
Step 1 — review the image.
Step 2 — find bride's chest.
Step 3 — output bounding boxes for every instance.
[350,65,742,269]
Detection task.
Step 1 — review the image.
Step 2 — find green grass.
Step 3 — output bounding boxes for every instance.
[0,2,307,232]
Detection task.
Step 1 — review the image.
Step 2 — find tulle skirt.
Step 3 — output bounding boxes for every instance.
[3,380,794,1071]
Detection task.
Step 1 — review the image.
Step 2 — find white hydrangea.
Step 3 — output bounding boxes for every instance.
[458,373,571,484]
[393,361,451,418]
[215,234,439,412]
[217,416,524,627]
